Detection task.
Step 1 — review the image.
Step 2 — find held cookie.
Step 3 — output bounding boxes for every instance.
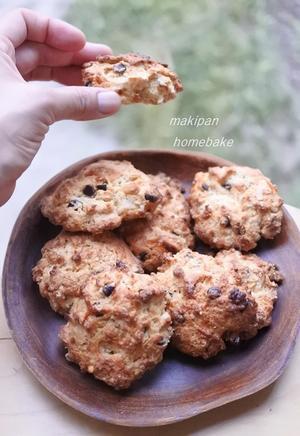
[121,173,194,272]
[32,231,142,315]
[82,53,183,105]
[41,160,161,234]
[157,248,282,359]
[60,271,172,390]
[189,166,283,251]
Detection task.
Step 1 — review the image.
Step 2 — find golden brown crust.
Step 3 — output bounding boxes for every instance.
[215,249,282,328]
[82,53,183,105]
[189,166,283,251]
[121,173,194,271]
[41,160,161,234]
[32,231,142,315]
[157,248,282,359]
[60,271,172,390]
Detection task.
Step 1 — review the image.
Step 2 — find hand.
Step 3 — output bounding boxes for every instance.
[0,8,121,205]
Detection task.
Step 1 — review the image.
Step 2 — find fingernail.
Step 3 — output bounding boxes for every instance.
[97,91,121,114]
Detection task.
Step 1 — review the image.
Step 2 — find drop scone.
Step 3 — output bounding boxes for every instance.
[189,166,283,251]
[41,160,161,233]
[32,231,142,316]
[82,53,183,104]
[60,270,172,390]
[157,248,282,359]
[120,173,194,272]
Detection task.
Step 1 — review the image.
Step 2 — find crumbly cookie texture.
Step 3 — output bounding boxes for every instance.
[60,271,172,390]
[157,248,282,359]
[41,160,161,234]
[215,249,282,329]
[189,166,283,251]
[120,173,194,272]
[32,231,142,315]
[82,53,183,105]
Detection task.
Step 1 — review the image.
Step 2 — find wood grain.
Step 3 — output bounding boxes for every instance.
[2,149,300,427]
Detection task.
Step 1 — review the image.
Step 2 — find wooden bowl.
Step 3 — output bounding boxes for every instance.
[2,150,300,427]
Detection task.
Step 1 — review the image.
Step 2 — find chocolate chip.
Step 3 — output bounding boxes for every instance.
[82,185,95,197]
[173,311,185,324]
[116,260,127,270]
[113,63,127,74]
[96,183,107,191]
[161,63,168,68]
[84,80,92,86]
[180,187,186,194]
[67,199,83,210]
[229,288,247,304]
[102,284,115,297]
[138,251,147,261]
[222,182,232,190]
[207,286,221,299]
[224,332,240,345]
[220,216,231,227]
[202,183,209,191]
[145,193,159,202]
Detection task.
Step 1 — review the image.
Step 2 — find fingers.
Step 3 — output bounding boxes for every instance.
[24,65,82,85]
[45,87,121,122]
[0,8,86,50]
[16,41,111,76]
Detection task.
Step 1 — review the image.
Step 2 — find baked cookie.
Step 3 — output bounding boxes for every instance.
[189,166,283,251]
[121,173,194,272]
[60,271,172,390]
[215,249,282,329]
[82,53,183,104]
[41,160,161,233]
[32,231,142,315]
[157,248,282,359]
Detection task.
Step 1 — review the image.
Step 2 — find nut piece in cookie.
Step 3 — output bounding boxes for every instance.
[82,53,183,105]
[32,231,142,315]
[189,166,283,251]
[121,173,194,272]
[41,160,161,234]
[60,271,172,390]
[157,248,282,359]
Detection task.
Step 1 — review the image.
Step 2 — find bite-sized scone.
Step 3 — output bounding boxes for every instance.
[60,271,172,390]
[82,53,183,105]
[32,231,142,315]
[157,248,282,359]
[41,160,161,233]
[189,166,283,251]
[215,249,282,329]
[120,173,194,272]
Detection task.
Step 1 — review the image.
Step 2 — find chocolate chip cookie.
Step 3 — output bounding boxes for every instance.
[189,166,283,251]
[41,160,161,234]
[60,270,172,389]
[82,53,183,104]
[157,248,282,359]
[32,231,142,315]
[121,173,194,272]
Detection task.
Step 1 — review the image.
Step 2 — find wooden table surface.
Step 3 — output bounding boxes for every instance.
[1,201,299,435]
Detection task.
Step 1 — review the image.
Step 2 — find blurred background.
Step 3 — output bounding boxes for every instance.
[0,0,300,238]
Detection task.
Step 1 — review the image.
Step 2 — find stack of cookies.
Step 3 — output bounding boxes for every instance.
[33,159,283,390]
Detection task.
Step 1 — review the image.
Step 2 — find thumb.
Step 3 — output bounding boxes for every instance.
[46,86,121,122]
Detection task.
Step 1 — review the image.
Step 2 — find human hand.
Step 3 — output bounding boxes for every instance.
[0,8,121,205]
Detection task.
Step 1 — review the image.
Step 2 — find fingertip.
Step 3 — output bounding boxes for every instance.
[97,91,121,115]
[49,18,86,51]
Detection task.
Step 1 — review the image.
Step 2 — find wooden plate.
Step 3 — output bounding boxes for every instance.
[2,150,300,427]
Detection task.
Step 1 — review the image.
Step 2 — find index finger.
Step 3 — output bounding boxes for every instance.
[0,8,86,51]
